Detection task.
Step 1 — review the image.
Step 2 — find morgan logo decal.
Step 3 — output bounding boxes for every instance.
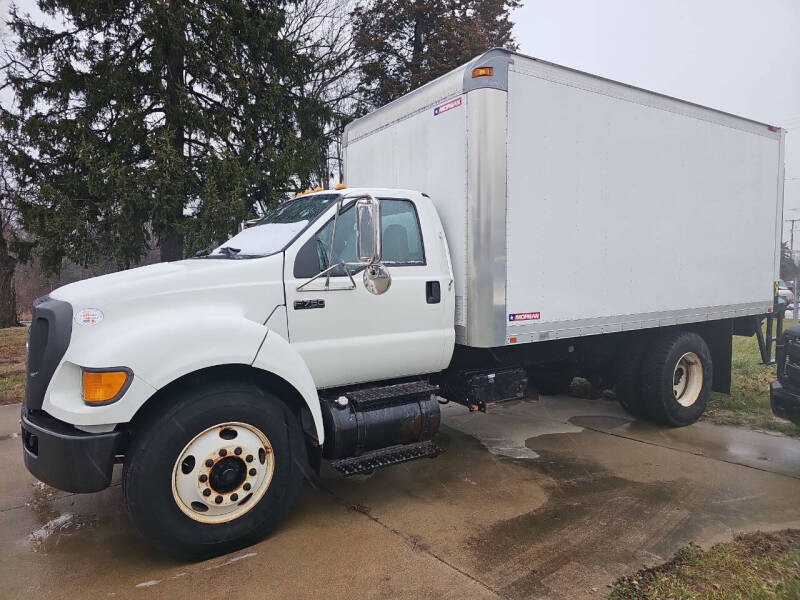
[433,97,462,116]
[508,312,540,322]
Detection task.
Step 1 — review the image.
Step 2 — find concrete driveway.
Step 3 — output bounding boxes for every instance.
[2,395,800,600]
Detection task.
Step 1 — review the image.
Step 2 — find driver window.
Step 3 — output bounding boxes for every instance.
[292,198,426,279]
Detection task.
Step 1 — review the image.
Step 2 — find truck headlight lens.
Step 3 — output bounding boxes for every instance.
[82,369,131,404]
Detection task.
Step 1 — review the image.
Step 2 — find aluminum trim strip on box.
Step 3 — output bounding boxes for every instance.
[506,301,771,343]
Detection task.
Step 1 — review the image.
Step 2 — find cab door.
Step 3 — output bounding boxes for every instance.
[283,195,454,390]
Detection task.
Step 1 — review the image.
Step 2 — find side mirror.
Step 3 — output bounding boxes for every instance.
[356,196,381,264]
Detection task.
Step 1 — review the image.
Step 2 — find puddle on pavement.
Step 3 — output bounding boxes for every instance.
[28,512,99,553]
[569,415,632,430]
[26,481,62,523]
[456,425,800,600]
[442,401,584,460]
[23,482,97,553]
[458,446,705,599]
[569,414,800,478]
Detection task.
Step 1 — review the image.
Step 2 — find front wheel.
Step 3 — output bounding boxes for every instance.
[641,331,712,427]
[123,380,306,560]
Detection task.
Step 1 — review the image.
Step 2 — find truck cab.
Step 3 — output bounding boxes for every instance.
[21,188,455,559]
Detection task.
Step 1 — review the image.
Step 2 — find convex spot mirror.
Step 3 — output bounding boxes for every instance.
[364,264,391,295]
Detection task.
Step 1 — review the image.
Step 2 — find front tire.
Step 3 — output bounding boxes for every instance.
[641,331,712,427]
[123,379,305,560]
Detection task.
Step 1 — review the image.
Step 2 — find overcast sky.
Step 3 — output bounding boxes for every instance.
[3,0,799,241]
[513,0,800,241]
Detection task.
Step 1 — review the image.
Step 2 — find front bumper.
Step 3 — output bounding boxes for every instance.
[21,407,122,493]
[770,381,800,427]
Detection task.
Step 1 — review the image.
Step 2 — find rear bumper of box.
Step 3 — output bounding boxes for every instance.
[20,407,122,493]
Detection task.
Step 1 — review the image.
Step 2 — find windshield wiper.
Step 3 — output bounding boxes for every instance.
[194,246,243,259]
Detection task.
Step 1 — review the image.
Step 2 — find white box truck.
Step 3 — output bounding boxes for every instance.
[20,49,785,560]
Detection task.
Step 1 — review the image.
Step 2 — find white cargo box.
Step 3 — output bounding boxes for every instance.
[343,49,785,348]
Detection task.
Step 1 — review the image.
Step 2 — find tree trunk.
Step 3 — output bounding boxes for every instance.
[160,0,186,263]
[159,229,184,262]
[0,232,19,327]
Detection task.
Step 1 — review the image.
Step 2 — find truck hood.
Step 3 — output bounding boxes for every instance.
[50,255,285,325]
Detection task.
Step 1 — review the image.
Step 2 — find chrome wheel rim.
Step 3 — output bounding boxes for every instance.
[171,422,274,524]
[673,352,703,407]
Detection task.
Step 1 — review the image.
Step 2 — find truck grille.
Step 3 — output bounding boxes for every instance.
[25,296,73,411]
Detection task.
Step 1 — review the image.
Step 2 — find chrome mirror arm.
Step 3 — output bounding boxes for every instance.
[297,261,367,292]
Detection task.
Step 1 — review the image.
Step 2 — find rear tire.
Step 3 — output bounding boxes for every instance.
[123,379,305,561]
[614,336,650,418]
[641,331,712,427]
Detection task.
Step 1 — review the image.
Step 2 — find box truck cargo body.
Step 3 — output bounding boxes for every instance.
[343,48,785,349]
[20,49,785,559]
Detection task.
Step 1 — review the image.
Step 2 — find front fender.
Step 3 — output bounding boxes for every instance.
[252,328,324,445]
[43,305,270,426]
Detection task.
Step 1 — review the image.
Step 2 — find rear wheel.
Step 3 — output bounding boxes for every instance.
[614,336,650,418]
[641,331,712,426]
[123,379,305,560]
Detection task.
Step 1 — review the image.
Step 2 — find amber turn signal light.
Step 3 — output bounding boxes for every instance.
[472,67,494,78]
[83,370,130,404]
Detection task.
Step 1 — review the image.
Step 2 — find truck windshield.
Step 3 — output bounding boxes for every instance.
[204,193,340,259]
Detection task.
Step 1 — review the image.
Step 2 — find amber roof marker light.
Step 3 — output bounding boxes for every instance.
[472,66,494,78]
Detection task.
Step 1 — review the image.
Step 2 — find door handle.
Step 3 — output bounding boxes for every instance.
[426,281,441,304]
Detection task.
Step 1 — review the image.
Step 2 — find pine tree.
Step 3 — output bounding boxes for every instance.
[351,0,520,109]
[1,1,345,272]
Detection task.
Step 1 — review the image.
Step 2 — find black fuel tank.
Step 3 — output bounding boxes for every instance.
[320,381,441,460]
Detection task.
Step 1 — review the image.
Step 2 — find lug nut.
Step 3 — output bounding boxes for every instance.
[205,459,214,467]
[246,455,253,463]
[249,468,257,476]
[243,483,251,491]
[231,493,238,501]
[199,474,208,483]
[203,488,211,497]
[219,449,227,457]
[215,496,223,504]
[234,447,242,455]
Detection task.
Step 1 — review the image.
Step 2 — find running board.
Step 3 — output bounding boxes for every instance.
[330,440,443,477]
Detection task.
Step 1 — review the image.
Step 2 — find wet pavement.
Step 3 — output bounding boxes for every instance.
[1,396,800,599]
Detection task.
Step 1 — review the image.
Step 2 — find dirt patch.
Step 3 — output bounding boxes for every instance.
[0,326,27,405]
[610,529,800,599]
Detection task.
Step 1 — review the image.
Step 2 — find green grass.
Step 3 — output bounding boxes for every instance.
[609,530,800,600]
[0,326,27,405]
[704,321,800,436]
